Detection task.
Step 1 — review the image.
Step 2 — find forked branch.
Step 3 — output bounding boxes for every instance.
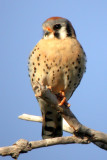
[0,82,107,159]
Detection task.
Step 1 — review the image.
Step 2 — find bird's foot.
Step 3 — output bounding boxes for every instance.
[57,91,70,107]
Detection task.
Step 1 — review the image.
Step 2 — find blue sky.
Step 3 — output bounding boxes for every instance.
[0,0,107,159]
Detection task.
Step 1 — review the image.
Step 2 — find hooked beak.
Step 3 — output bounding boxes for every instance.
[45,26,53,33]
[43,27,53,37]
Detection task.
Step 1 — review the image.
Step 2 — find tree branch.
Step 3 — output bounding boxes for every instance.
[18,114,74,133]
[0,82,107,159]
[0,136,89,159]
[18,114,107,150]
[32,82,107,149]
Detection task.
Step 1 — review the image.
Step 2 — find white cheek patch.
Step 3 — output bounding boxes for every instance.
[44,33,54,39]
[59,26,67,39]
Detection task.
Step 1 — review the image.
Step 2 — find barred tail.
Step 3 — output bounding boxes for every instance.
[38,98,62,139]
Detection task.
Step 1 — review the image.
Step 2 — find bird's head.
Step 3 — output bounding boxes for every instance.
[42,17,76,39]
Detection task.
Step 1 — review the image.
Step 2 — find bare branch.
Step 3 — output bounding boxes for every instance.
[0,82,107,159]
[18,114,74,133]
[0,136,89,159]
[18,114,107,150]
[32,82,107,148]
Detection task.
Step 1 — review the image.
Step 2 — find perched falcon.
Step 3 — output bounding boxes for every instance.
[28,17,86,139]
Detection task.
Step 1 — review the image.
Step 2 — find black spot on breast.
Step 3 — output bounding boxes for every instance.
[72,62,75,65]
[34,67,36,73]
[77,74,81,78]
[38,63,40,66]
[67,75,69,80]
[46,64,50,69]
[77,58,81,64]
[80,45,83,49]
[34,67,36,70]
[75,66,78,69]
[78,67,81,73]
[83,52,86,56]
[69,80,72,84]
[37,57,39,61]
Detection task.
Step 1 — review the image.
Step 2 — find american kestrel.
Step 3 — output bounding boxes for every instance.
[28,17,86,139]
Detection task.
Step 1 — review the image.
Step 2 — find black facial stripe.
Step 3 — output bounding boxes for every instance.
[73,29,76,37]
[66,23,72,37]
[54,32,60,38]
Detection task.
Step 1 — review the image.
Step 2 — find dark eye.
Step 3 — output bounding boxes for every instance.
[53,24,61,30]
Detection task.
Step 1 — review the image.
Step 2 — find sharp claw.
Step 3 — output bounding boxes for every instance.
[59,97,66,106]
[57,91,71,107]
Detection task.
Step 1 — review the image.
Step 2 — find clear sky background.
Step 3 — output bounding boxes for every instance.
[0,0,107,159]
